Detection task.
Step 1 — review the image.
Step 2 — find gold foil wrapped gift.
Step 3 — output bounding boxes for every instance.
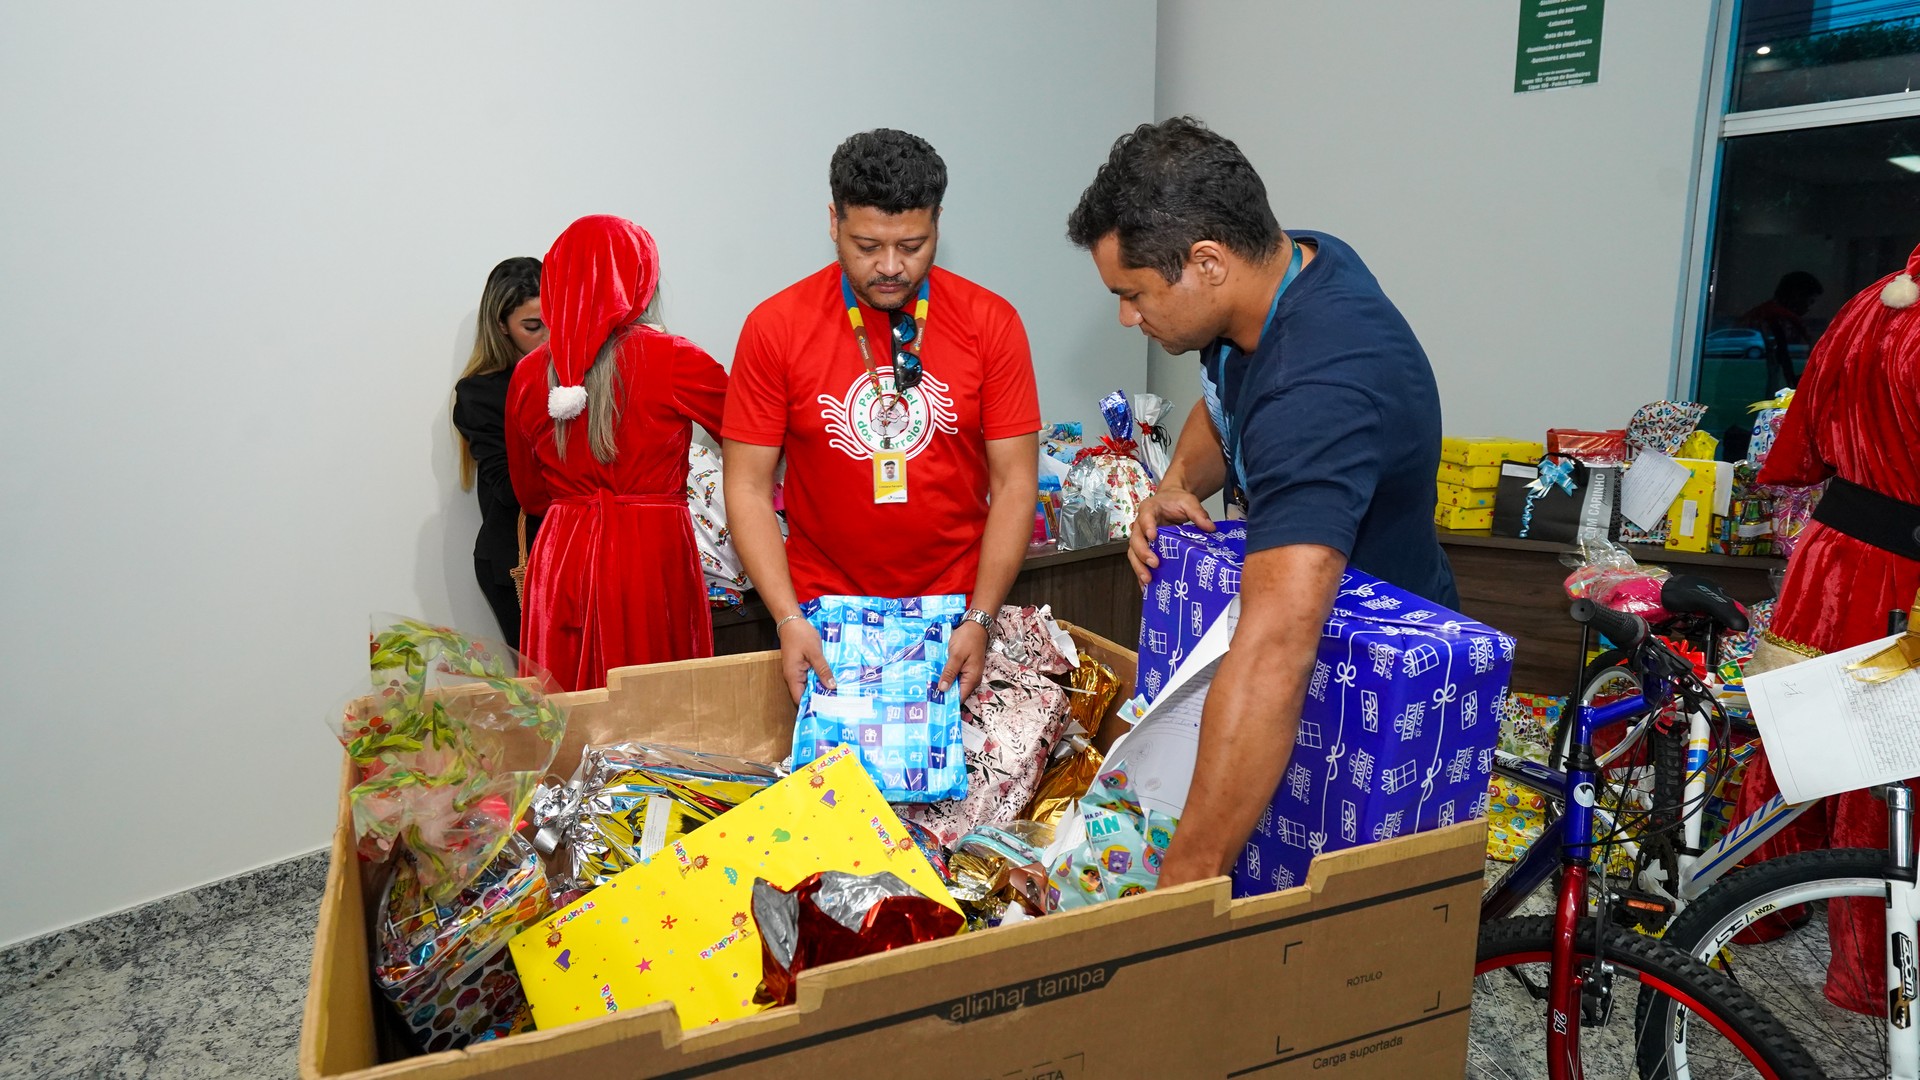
[1025,737,1105,830]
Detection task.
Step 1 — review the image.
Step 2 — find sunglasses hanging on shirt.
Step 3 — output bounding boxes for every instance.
[890,308,924,391]
[842,274,931,409]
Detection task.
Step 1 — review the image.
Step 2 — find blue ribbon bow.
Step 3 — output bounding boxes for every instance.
[1527,457,1577,497]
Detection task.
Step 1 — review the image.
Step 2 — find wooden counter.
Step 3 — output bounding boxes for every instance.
[710,541,1142,658]
[1438,528,1784,695]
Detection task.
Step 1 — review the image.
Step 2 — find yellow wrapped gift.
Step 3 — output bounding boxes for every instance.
[1485,776,1547,862]
[1437,460,1502,488]
[1435,503,1495,530]
[1664,458,1734,554]
[1675,429,1719,461]
[509,746,957,1032]
[1442,436,1545,468]
[1436,482,1497,510]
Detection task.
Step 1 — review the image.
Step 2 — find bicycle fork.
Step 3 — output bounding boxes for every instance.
[1548,760,1603,1078]
[1883,783,1920,1079]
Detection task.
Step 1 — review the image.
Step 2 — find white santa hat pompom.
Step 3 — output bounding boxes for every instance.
[548,384,588,420]
[1883,272,1919,310]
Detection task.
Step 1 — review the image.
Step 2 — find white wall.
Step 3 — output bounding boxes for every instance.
[0,1,1154,946]
[1149,0,1717,438]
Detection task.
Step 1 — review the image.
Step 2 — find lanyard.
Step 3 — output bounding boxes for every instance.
[840,273,930,399]
[1213,240,1305,499]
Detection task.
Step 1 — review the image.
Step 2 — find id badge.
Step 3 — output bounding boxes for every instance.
[872,451,908,504]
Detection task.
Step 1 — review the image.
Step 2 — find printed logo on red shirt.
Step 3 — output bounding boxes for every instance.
[816,366,959,461]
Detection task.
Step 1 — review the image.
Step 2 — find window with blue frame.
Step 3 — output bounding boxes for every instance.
[1691,0,1920,453]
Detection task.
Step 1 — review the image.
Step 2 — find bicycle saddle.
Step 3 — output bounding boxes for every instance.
[1659,574,1750,633]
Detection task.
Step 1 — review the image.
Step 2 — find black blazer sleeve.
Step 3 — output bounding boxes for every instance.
[454,374,519,522]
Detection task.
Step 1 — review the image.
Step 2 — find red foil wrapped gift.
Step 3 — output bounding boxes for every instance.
[751,871,964,1007]
[1545,428,1630,464]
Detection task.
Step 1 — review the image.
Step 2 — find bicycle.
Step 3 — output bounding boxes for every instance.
[1528,572,1752,926]
[1633,607,1919,1078]
[1469,600,1822,1078]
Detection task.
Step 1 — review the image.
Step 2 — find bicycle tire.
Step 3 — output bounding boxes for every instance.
[1638,848,1892,1078]
[1471,915,1822,1079]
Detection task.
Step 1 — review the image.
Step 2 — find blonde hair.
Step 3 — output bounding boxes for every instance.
[455,257,541,490]
[549,289,663,465]
[551,330,624,464]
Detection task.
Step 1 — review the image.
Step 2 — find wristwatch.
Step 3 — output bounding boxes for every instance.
[960,608,994,635]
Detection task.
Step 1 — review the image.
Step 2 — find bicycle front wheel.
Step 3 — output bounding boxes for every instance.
[1469,915,1821,1079]
[1642,848,1892,1078]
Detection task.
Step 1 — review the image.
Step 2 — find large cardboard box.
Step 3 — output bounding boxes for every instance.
[302,628,1486,1079]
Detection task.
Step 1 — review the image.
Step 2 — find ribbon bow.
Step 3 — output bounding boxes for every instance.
[1847,591,1920,684]
[1072,435,1140,464]
[1747,389,1795,414]
[1527,457,1577,498]
[1139,420,1170,448]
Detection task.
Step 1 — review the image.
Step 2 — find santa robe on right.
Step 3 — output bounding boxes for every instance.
[1735,240,1920,1013]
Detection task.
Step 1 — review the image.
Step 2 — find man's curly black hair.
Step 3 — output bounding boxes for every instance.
[830,129,947,217]
[1067,117,1282,283]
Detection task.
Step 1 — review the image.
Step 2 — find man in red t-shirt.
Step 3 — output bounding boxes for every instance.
[723,129,1040,704]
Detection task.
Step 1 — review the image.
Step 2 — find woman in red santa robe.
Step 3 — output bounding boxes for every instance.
[1733,240,1920,1013]
[505,215,727,691]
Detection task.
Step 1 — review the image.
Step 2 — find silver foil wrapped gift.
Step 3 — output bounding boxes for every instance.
[532,742,781,896]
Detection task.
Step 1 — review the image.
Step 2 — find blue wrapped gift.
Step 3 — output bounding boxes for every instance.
[1136,523,1247,704]
[1230,569,1513,898]
[792,595,969,803]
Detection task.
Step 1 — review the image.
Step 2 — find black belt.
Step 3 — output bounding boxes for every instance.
[1812,477,1920,561]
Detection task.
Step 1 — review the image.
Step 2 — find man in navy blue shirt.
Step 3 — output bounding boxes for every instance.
[1067,117,1455,889]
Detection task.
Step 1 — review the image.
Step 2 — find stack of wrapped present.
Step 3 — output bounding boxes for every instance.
[1435,436,1545,530]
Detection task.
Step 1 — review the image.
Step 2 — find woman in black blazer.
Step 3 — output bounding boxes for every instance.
[453,256,546,648]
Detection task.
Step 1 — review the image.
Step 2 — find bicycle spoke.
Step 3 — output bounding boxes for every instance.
[1655,851,1900,1079]
[1718,904,1888,1078]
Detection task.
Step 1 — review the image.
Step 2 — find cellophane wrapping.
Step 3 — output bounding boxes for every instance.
[337,615,567,906]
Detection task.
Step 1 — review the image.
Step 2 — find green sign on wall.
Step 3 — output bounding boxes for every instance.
[1515,0,1605,93]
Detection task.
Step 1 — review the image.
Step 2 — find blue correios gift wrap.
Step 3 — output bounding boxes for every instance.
[792,595,969,803]
[1135,526,1514,899]
[1231,569,1514,897]
[1136,523,1247,705]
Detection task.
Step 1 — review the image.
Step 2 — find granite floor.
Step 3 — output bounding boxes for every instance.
[0,851,327,1080]
[0,854,1850,1079]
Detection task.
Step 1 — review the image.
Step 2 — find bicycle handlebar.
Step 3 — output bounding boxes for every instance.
[1570,599,1650,653]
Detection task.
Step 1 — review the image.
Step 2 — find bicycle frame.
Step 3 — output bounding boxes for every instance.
[1497,691,1822,911]
[1677,790,1816,901]
[1484,694,1646,923]
[1483,692,1645,1075]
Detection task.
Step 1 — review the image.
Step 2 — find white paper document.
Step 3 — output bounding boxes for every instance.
[1711,460,1735,518]
[1748,635,1920,804]
[1096,597,1240,820]
[1620,450,1690,532]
